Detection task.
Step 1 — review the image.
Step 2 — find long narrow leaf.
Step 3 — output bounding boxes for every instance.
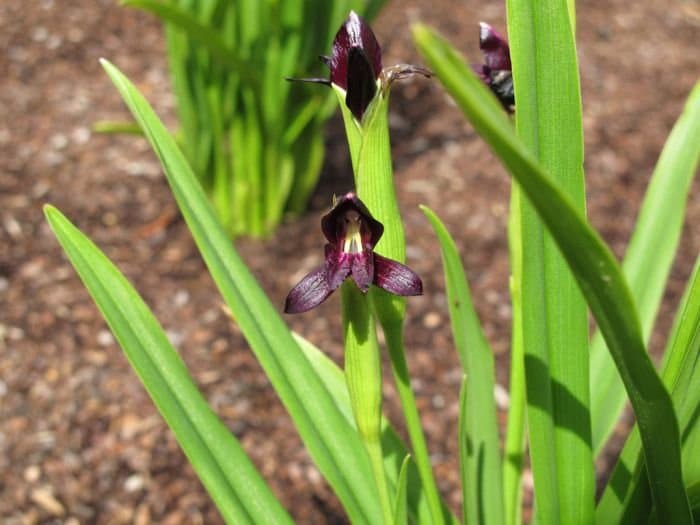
[122,0,255,80]
[44,206,292,525]
[598,256,700,523]
[421,205,504,525]
[591,81,700,453]
[505,1,593,521]
[292,333,460,525]
[413,25,691,523]
[100,59,382,525]
[393,455,411,525]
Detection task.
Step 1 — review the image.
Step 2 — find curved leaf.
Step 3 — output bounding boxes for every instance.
[44,206,292,525]
[101,58,381,525]
[591,81,700,453]
[598,255,700,523]
[505,0,593,521]
[121,0,255,80]
[413,25,691,523]
[292,333,461,525]
[421,205,504,525]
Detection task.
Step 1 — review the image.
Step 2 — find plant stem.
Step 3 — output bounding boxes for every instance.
[504,183,526,525]
[342,282,394,525]
[366,437,395,525]
[384,321,445,525]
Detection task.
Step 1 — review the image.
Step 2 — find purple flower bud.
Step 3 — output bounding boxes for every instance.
[288,11,431,122]
[473,22,514,111]
[329,11,383,92]
[284,193,422,313]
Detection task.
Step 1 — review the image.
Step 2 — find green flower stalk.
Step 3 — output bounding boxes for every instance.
[342,281,393,524]
[292,12,446,525]
[284,193,422,524]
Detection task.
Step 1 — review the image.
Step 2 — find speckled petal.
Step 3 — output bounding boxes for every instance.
[350,252,374,293]
[325,244,353,290]
[284,266,333,313]
[373,254,423,296]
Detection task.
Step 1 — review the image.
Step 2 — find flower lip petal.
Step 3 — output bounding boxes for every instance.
[373,253,423,296]
[284,265,333,313]
[325,244,353,290]
[350,251,374,293]
[321,193,383,248]
[479,22,511,71]
[330,11,382,90]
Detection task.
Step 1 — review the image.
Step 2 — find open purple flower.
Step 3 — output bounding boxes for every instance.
[473,22,514,111]
[284,193,422,314]
[289,11,431,122]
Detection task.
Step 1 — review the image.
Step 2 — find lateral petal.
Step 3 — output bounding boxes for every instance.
[284,266,333,313]
[325,244,353,290]
[373,254,423,296]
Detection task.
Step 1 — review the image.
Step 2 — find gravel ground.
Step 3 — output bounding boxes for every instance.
[1,0,698,523]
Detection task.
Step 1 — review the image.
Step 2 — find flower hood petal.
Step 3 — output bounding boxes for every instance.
[321,193,383,248]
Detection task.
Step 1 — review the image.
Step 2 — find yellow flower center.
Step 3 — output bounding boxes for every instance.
[342,211,363,254]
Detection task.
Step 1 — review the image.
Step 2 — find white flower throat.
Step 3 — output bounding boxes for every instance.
[342,211,363,254]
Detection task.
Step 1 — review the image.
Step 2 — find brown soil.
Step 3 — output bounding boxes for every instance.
[1,0,698,523]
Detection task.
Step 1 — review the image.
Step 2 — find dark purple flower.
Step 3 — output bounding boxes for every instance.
[473,22,514,111]
[289,11,431,121]
[284,193,422,314]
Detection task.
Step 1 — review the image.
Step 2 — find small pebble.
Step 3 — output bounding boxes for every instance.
[432,394,445,409]
[494,383,510,410]
[124,474,145,492]
[24,465,41,483]
[423,311,442,329]
[30,487,65,516]
[96,330,114,347]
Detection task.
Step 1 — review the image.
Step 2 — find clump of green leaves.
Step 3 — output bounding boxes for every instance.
[120,0,386,237]
[47,4,700,524]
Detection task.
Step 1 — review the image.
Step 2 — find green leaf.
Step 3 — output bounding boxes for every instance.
[413,24,691,523]
[690,481,700,522]
[341,282,394,524]
[504,186,526,525]
[393,455,411,525]
[292,333,460,525]
[590,81,700,454]
[100,58,382,525]
[92,120,143,135]
[505,1,593,521]
[333,51,446,525]
[598,255,700,523]
[122,0,255,80]
[421,205,504,525]
[44,206,292,525]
